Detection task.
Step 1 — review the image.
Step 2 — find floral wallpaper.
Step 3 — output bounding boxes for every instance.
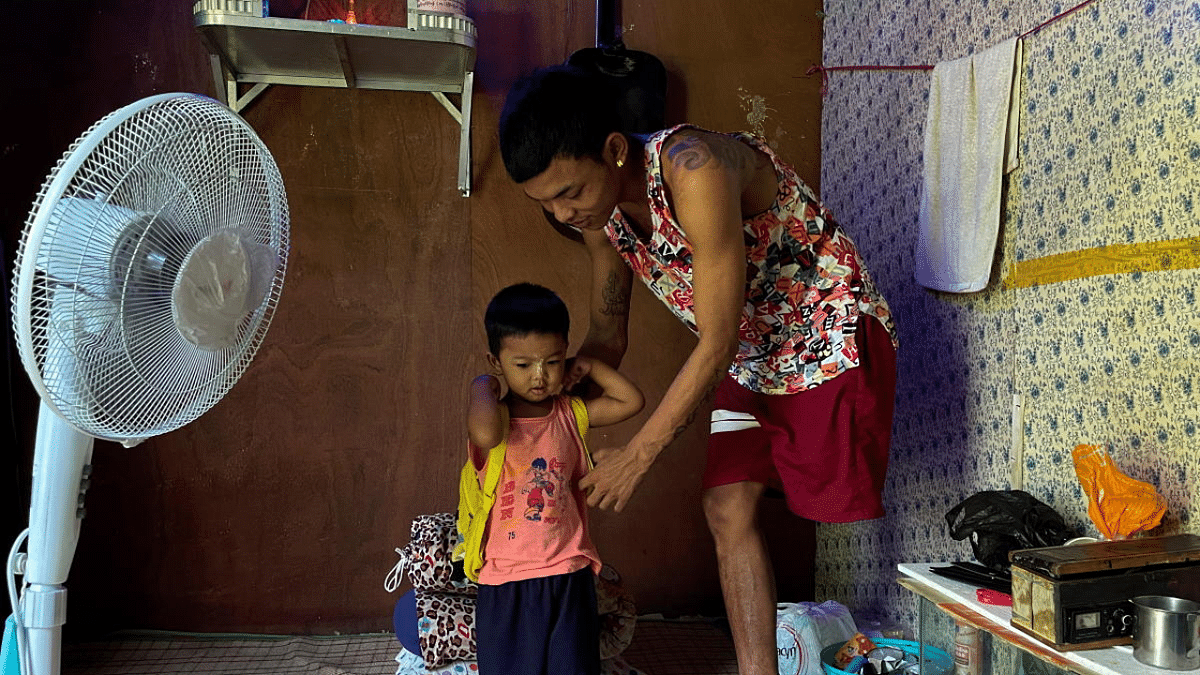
[816,0,1200,631]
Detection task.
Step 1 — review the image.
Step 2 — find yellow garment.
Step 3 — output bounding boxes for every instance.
[1072,444,1167,540]
[453,396,591,582]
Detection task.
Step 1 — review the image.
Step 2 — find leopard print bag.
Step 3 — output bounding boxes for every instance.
[399,513,477,595]
[414,590,476,668]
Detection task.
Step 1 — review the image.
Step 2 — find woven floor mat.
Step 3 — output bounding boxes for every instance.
[622,620,739,675]
[59,619,738,675]
[63,633,401,674]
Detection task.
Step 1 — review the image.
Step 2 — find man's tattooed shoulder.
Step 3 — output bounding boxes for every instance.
[664,130,748,173]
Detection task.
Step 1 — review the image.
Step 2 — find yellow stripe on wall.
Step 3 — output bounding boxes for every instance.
[1003,236,1200,289]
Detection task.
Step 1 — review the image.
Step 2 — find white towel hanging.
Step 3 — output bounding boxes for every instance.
[914,37,1024,293]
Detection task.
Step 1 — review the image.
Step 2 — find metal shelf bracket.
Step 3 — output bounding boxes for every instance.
[432,70,474,197]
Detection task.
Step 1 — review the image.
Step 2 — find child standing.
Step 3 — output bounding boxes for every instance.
[466,283,644,675]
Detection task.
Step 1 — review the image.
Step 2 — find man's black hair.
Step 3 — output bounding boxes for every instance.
[485,283,570,356]
[498,65,621,183]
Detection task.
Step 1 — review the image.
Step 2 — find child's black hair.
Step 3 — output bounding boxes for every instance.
[498,64,621,183]
[485,283,570,356]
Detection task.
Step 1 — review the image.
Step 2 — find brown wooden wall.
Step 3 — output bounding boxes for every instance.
[1,0,824,638]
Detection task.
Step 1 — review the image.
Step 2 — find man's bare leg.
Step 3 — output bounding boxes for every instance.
[703,481,778,675]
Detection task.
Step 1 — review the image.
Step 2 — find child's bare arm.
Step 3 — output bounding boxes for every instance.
[577,358,644,427]
[467,375,508,463]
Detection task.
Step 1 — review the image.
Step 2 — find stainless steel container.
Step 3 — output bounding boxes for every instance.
[1132,595,1200,670]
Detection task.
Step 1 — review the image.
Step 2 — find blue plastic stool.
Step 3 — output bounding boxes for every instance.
[393,590,420,657]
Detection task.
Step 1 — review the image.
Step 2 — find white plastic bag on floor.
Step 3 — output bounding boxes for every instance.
[776,601,858,675]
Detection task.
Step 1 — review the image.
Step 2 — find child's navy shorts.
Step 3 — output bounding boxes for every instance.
[476,566,599,675]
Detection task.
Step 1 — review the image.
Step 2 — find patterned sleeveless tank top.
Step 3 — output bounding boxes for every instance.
[604,124,897,394]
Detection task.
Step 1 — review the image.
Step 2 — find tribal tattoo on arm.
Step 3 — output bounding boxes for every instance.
[669,369,724,444]
[599,270,631,317]
[664,131,751,173]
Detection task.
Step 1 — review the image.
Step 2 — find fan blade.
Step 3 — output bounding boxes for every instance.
[38,197,142,300]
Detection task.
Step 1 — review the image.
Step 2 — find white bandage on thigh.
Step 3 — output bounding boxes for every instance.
[710,409,761,434]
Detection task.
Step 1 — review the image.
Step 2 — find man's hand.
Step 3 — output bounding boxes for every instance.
[579,444,652,512]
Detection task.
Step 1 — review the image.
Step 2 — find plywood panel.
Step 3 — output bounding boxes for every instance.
[621,0,827,187]
[4,0,823,636]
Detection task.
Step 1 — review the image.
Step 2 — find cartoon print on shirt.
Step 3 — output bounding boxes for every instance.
[521,456,565,522]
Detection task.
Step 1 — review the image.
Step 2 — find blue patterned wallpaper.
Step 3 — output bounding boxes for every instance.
[816,0,1200,630]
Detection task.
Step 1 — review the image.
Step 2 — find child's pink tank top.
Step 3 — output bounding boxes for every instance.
[476,395,601,585]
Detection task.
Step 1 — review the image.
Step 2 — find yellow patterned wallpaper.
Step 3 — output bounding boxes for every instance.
[817,0,1200,629]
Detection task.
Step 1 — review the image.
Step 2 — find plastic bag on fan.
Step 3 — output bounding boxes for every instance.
[945,490,1077,571]
[173,229,276,351]
[1072,444,1166,539]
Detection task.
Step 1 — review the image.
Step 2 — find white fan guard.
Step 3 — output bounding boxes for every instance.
[11,93,289,444]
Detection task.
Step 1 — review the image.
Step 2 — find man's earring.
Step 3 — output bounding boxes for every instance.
[617,158,625,168]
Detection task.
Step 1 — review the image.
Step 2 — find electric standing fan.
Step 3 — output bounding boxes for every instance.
[2,93,289,675]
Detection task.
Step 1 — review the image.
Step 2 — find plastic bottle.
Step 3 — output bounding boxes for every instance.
[954,622,983,675]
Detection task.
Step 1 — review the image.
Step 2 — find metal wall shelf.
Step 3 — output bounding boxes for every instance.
[194,9,476,196]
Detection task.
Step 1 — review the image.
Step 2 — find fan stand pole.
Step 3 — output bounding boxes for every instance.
[19,403,95,675]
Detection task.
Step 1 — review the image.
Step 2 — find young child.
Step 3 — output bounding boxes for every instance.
[467,282,644,675]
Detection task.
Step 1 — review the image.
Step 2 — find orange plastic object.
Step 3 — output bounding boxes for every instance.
[834,633,877,667]
[1072,444,1167,540]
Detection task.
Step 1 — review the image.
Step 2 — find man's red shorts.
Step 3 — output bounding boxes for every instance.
[703,317,897,523]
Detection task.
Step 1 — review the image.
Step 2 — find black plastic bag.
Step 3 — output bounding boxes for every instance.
[945,490,1077,571]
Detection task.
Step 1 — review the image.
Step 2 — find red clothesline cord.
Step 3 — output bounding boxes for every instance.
[803,64,932,96]
[804,0,1102,95]
[1019,0,1101,39]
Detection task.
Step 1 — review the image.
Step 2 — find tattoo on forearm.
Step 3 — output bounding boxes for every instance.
[671,411,698,443]
[669,376,722,443]
[600,272,630,317]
